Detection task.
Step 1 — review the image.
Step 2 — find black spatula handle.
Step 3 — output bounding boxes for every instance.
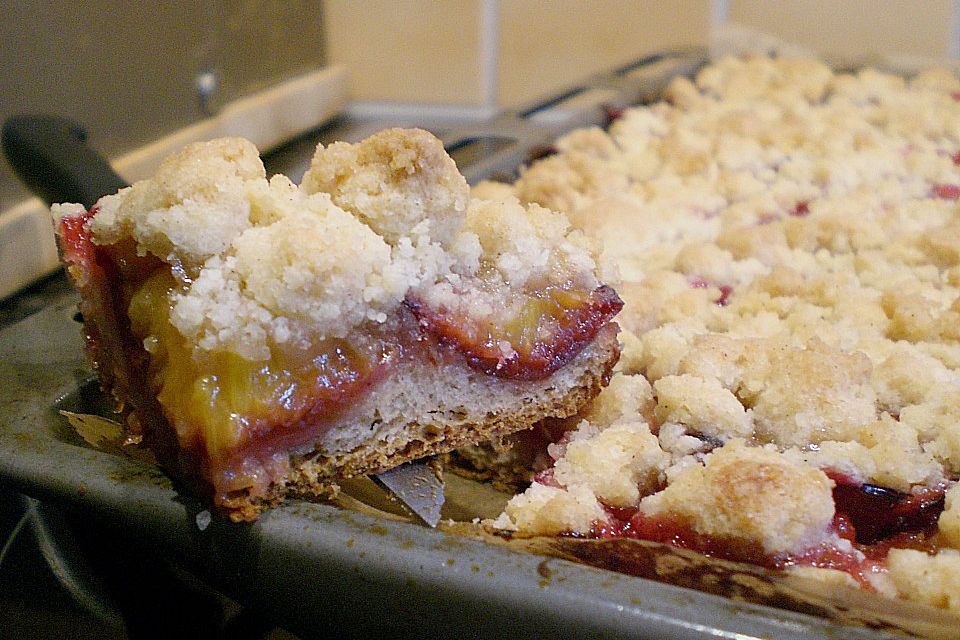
[2,115,129,209]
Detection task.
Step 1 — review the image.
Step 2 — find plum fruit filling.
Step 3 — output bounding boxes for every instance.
[60,205,618,504]
[127,270,394,500]
[688,277,733,307]
[407,284,623,380]
[932,183,960,199]
[828,472,946,545]
[572,475,947,589]
[60,209,395,501]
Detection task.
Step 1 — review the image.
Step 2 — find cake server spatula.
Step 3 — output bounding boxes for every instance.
[372,460,445,527]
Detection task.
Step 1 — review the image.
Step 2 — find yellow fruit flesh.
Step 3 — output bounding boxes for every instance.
[500,287,591,356]
[127,270,377,494]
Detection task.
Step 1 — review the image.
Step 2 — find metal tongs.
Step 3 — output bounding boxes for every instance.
[2,115,445,526]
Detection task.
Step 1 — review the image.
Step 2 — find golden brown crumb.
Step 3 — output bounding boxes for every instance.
[639,440,836,554]
[302,127,468,246]
[938,484,960,548]
[495,58,960,595]
[887,549,960,611]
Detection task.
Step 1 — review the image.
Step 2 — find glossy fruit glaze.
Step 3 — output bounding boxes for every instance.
[572,471,947,589]
[59,206,621,504]
[407,284,623,380]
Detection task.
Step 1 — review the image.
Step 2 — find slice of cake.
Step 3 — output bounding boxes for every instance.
[53,128,621,522]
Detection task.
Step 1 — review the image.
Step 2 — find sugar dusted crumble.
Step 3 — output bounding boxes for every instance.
[940,483,960,547]
[301,128,469,246]
[90,138,265,269]
[492,481,607,535]
[87,129,601,362]
[639,440,836,555]
[490,56,960,608]
[887,549,960,611]
[418,196,601,330]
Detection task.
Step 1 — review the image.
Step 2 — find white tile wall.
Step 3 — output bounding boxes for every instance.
[324,1,711,109]
[728,0,959,62]
[325,1,960,110]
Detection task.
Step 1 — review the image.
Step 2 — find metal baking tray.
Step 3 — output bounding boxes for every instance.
[2,50,959,639]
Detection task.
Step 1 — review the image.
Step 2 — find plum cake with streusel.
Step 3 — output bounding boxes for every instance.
[482,56,960,612]
[53,128,621,522]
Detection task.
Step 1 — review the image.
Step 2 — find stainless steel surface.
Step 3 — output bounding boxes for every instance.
[0,50,946,639]
[261,50,707,187]
[371,461,445,528]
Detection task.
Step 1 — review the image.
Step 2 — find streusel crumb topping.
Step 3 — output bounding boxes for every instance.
[492,57,960,602]
[81,129,599,361]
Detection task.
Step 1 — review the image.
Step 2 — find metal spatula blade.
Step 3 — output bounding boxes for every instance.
[372,461,445,528]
